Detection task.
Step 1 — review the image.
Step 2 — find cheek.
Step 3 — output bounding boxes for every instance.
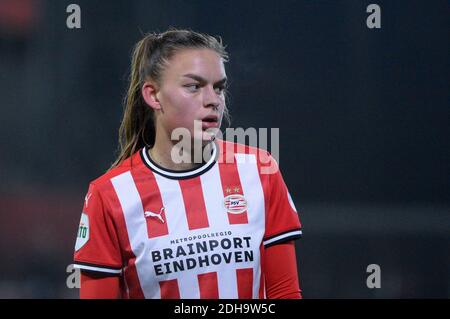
[163,92,198,125]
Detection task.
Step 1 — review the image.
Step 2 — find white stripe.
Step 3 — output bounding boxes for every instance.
[111,172,161,299]
[178,273,200,299]
[235,153,265,299]
[152,173,199,299]
[142,142,217,178]
[217,268,238,299]
[200,164,229,229]
[153,174,189,235]
[73,264,122,274]
[263,230,303,246]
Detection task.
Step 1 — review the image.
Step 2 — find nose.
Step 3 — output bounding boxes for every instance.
[203,85,221,109]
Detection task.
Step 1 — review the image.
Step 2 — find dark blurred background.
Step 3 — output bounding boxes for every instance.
[0,0,448,298]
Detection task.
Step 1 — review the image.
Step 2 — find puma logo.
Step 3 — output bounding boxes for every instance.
[144,207,165,224]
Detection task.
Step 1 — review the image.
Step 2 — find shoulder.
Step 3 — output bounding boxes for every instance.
[217,139,272,161]
[216,139,278,175]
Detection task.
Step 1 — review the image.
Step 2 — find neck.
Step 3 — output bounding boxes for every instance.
[148,138,216,171]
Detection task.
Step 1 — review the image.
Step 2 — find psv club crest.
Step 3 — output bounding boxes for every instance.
[223,194,247,214]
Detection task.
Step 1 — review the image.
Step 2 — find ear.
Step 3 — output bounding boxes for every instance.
[142,81,162,110]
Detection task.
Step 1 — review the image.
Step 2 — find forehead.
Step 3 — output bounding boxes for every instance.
[164,48,226,81]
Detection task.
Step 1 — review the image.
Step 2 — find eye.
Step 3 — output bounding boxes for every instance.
[184,83,200,92]
[214,85,226,94]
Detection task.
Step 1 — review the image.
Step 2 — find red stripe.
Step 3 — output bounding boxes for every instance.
[259,245,265,299]
[218,160,248,225]
[236,268,253,299]
[198,271,219,299]
[107,180,145,299]
[159,279,180,299]
[131,170,169,238]
[179,177,209,230]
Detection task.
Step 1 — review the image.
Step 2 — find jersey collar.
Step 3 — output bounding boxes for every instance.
[140,142,218,180]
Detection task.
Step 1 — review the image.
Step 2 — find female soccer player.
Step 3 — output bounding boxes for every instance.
[73,29,303,299]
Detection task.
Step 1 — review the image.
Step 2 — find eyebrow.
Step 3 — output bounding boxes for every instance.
[182,74,227,86]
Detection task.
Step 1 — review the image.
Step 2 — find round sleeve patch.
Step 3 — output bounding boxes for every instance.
[75,213,89,251]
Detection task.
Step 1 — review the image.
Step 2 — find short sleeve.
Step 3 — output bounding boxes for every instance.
[73,183,123,275]
[263,158,302,247]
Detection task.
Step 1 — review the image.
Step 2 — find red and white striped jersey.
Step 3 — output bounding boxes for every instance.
[73,139,302,299]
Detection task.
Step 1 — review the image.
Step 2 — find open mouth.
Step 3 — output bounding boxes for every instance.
[202,115,218,123]
[201,116,220,130]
